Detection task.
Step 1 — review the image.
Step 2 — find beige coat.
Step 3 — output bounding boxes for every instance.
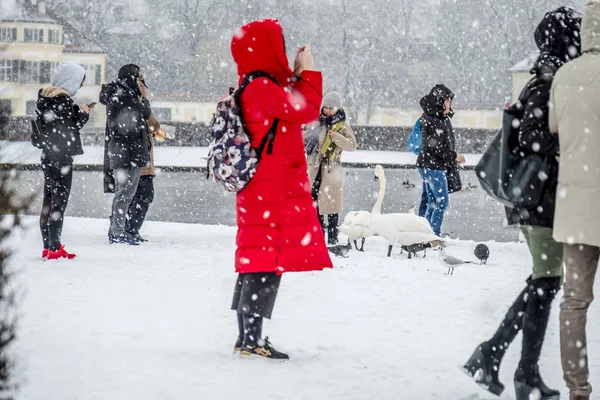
[549,0,600,247]
[307,121,357,215]
[141,114,160,176]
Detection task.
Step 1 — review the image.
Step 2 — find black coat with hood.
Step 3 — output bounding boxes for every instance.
[506,6,582,228]
[100,64,151,177]
[36,62,88,165]
[416,84,456,171]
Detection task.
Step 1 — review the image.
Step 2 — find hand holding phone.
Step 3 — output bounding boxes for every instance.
[87,102,97,108]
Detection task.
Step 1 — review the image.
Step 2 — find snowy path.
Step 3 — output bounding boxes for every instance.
[9,217,599,399]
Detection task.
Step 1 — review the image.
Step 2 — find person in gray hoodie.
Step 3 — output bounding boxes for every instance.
[36,61,92,260]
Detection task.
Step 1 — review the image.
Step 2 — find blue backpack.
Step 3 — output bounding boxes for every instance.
[408,118,422,155]
[206,71,278,193]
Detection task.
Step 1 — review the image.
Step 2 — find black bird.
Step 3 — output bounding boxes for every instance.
[328,242,352,258]
[401,243,431,259]
[474,244,490,264]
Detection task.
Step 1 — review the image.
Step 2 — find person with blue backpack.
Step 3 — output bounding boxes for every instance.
[408,117,428,217]
[415,84,465,237]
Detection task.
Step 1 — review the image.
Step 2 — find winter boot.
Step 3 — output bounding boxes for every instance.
[132,233,148,243]
[109,233,140,246]
[463,284,529,395]
[514,364,560,400]
[514,277,561,400]
[42,248,49,259]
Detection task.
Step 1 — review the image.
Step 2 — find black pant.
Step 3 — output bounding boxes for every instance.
[318,214,339,243]
[125,175,154,235]
[40,160,73,251]
[311,160,339,243]
[231,272,282,319]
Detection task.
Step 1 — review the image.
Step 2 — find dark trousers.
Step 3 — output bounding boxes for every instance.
[40,160,73,251]
[231,272,282,319]
[318,214,339,243]
[125,175,154,235]
[311,160,339,243]
[418,184,428,217]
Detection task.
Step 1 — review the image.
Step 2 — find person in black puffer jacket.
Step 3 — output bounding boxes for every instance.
[416,84,465,236]
[463,7,582,400]
[37,62,92,260]
[99,64,152,245]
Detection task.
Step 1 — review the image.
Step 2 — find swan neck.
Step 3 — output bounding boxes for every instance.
[372,178,386,214]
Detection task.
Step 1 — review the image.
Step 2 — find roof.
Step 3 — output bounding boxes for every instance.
[510,52,538,73]
[0,1,59,24]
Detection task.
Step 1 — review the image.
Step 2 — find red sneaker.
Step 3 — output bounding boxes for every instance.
[47,249,63,260]
[59,244,76,259]
[46,244,77,260]
[42,249,49,259]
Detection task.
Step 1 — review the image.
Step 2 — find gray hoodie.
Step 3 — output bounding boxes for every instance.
[51,62,86,97]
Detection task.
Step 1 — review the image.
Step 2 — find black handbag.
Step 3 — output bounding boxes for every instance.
[475,108,550,208]
[30,111,47,149]
[446,162,462,194]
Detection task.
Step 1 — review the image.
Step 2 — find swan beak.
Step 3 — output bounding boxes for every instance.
[374,176,379,182]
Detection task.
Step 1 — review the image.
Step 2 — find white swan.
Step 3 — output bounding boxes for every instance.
[338,165,384,251]
[369,167,443,257]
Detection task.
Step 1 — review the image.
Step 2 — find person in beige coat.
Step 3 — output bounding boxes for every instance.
[124,114,160,242]
[306,91,357,245]
[549,2,600,399]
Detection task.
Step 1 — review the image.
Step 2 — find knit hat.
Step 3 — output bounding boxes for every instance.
[322,91,343,109]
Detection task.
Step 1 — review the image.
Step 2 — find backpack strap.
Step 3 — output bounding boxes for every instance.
[234,71,280,159]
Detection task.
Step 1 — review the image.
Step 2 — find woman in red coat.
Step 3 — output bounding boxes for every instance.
[230,19,333,360]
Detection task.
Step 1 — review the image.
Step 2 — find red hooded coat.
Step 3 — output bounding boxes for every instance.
[231,19,333,275]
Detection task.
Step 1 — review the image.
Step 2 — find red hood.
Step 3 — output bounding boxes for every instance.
[231,19,293,86]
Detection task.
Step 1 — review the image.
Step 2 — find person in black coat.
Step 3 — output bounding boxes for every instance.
[99,64,152,245]
[416,84,465,236]
[463,7,582,400]
[36,62,92,259]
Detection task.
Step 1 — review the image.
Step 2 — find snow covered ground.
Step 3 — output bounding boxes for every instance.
[0,141,483,168]
[9,217,599,399]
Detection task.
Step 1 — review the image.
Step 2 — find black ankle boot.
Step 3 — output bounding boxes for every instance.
[514,364,560,400]
[514,277,561,400]
[463,284,529,396]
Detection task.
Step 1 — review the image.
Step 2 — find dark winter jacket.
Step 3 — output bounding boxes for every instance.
[416,85,456,171]
[99,80,151,176]
[506,6,581,228]
[36,87,87,165]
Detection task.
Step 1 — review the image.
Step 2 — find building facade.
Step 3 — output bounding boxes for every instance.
[0,0,106,127]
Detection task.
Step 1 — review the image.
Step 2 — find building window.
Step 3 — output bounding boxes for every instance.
[0,100,11,117]
[0,60,18,82]
[80,64,96,86]
[48,61,59,80]
[48,29,60,44]
[19,61,42,83]
[0,28,17,42]
[154,108,172,121]
[25,100,38,116]
[24,28,44,43]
